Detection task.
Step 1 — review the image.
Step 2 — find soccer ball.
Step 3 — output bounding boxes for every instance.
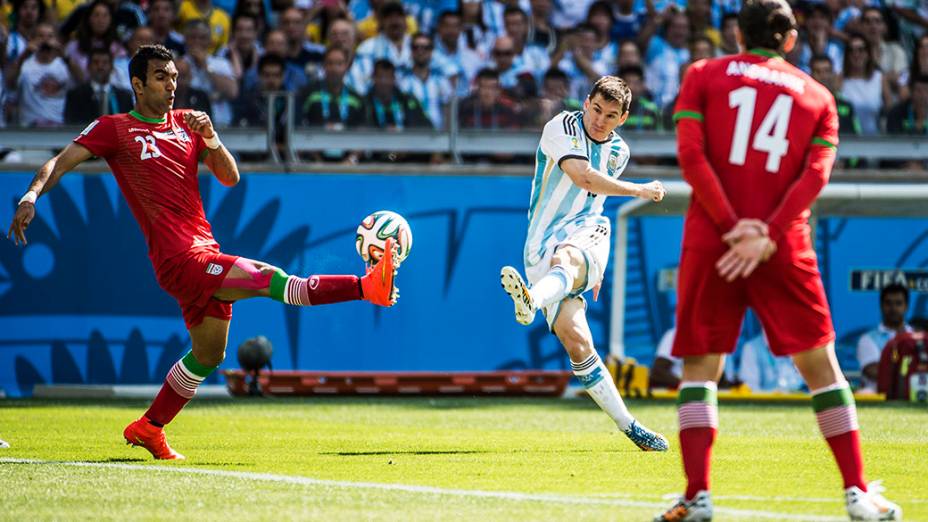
[355,210,412,265]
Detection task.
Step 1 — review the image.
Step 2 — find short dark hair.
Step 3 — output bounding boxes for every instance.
[881,283,910,305]
[806,3,833,21]
[588,75,632,114]
[721,12,739,25]
[148,0,175,11]
[411,31,432,45]
[373,58,395,73]
[810,53,833,67]
[437,9,462,23]
[232,13,257,32]
[503,6,527,19]
[378,1,405,19]
[258,53,285,73]
[476,67,500,82]
[738,0,796,51]
[543,68,568,83]
[129,44,174,85]
[88,46,113,62]
[619,64,644,80]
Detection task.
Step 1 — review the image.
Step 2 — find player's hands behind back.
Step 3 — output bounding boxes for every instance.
[7,201,36,246]
[638,180,665,202]
[184,111,215,139]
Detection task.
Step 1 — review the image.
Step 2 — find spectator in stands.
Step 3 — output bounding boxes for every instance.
[643,7,689,108]
[902,34,928,93]
[326,16,358,56]
[399,32,453,130]
[305,0,350,45]
[858,283,913,391]
[860,6,908,101]
[491,34,537,100]
[798,4,844,74]
[619,64,660,131]
[180,19,238,126]
[302,46,365,129]
[887,74,928,135]
[585,2,619,78]
[552,24,603,102]
[356,0,418,42]
[686,0,719,46]
[253,30,309,92]
[889,0,928,52]
[610,0,647,42]
[682,34,715,78]
[841,32,891,135]
[233,53,286,127]
[112,26,156,92]
[718,12,739,55]
[173,56,212,115]
[64,47,132,123]
[4,0,44,66]
[434,10,484,96]
[221,14,261,84]
[550,0,592,31]
[177,0,230,54]
[279,7,324,72]
[811,54,861,136]
[351,1,412,94]
[147,0,185,56]
[365,58,431,130]
[527,0,557,52]
[64,0,126,84]
[11,23,71,127]
[458,67,520,130]
[738,331,804,392]
[617,38,642,71]
[650,327,682,390]
[59,0,145,46]
[503,6,550,82]
[532,67,580,126]
[231,0,269,39]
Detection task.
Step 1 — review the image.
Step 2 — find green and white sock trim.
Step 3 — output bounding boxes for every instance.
[678,381,718,430]
[166,351,216,399]
[811,382,858,438]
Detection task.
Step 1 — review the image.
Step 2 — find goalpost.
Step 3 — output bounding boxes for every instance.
[609,180,928,359]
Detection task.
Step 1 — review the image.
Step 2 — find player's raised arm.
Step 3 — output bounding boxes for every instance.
[7,142,94,245]
[560,157,665,201]
[185,111,240,187]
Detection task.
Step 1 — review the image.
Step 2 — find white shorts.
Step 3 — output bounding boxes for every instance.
[524,222,611,331]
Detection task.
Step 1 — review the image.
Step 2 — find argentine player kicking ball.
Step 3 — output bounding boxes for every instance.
[500,76,669,452]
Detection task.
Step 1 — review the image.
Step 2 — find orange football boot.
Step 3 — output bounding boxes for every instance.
[123,417,185,460]
[360,238,399,307]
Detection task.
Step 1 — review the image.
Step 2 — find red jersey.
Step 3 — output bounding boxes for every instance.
[673,50,839,253]
[74,110,215,269]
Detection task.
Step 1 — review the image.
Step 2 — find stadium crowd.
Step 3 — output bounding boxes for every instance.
[3,0,928,140]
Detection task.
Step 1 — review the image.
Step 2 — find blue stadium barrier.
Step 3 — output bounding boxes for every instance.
[1,171,926,396]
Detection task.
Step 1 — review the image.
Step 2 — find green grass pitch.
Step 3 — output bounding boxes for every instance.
[0,397,925,521]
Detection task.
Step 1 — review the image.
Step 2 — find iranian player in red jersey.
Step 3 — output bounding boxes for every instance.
[654,1,901,521]
[6,45,400,461]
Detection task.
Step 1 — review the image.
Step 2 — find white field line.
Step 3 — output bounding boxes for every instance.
[589,492,928,505]
[0,457,846,521]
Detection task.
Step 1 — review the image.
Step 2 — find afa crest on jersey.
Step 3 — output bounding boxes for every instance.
[607,148,628,175]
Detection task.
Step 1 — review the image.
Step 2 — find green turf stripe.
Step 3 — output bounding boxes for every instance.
[811,137,837,149]
[269,270,289,303]
[672,110,703,123]
[812,387,854,412]
[677,387,717,405]
[181,351,215,378]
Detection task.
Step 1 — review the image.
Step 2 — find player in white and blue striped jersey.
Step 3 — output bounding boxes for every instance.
[500,76,668,452]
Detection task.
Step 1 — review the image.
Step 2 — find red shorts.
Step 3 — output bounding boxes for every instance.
[155,249,239,329]
[672,247,835,358]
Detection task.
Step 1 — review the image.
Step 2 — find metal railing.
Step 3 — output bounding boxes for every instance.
[3,92,928,163]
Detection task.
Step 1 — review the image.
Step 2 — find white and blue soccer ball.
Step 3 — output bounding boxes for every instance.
[355,210,413,265]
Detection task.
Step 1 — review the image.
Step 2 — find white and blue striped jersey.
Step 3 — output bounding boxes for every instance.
[524,110,630,267]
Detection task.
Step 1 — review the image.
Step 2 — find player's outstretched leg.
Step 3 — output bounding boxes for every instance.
[556,298,668,452]
[262,238,399,307]
[500,266,536,325]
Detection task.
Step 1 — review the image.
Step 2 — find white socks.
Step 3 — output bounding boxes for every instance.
[572,353,634,430]
[530,265,574,308]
